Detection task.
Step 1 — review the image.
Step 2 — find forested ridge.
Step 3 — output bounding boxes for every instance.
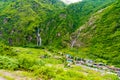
[0,0,115,47]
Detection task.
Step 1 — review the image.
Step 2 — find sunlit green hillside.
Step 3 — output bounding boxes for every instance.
[0,0,114,47]
[72,0,120,67]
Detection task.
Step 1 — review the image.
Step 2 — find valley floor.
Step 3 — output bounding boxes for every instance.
[0,47,119,80]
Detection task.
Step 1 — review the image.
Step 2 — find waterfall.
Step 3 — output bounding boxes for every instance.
[71,26,84,48]
[37,28,42,46]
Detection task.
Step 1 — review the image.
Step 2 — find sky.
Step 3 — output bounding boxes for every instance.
[61,0,82,4]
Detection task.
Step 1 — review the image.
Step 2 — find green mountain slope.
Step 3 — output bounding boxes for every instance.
[0,0,65,46]
[73,0,120,66]
[0,0,115,47]
[33,0,115,48]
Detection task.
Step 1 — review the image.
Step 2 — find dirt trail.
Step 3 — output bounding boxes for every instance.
[0,77,6,80]
[0,70,33,80]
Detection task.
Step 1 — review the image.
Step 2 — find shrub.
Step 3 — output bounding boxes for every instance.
[43,58,62,64]
[0,55,18,70]
[55,70,86,80]
[34,66,56,80]
[102,74,119,80]
[0,43,17,56]
[17,54,45,70]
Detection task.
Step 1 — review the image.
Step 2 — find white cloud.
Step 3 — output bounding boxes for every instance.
[61,0,82,4]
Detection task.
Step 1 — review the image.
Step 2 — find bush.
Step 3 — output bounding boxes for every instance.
[34,66,56,80]
[55,70,86,80]
[43,58,62,64]
[0,55,18,70]
[17,54,45,70]
[0,43,17,56]
[102,74,119,80]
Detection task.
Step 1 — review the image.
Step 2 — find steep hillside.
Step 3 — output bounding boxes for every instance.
[35,0,115,48]
[73,0,120,66]
[0,0,115,47]
[0,0,65,46]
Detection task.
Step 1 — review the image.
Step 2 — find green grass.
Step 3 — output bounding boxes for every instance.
[0,46,119,80]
